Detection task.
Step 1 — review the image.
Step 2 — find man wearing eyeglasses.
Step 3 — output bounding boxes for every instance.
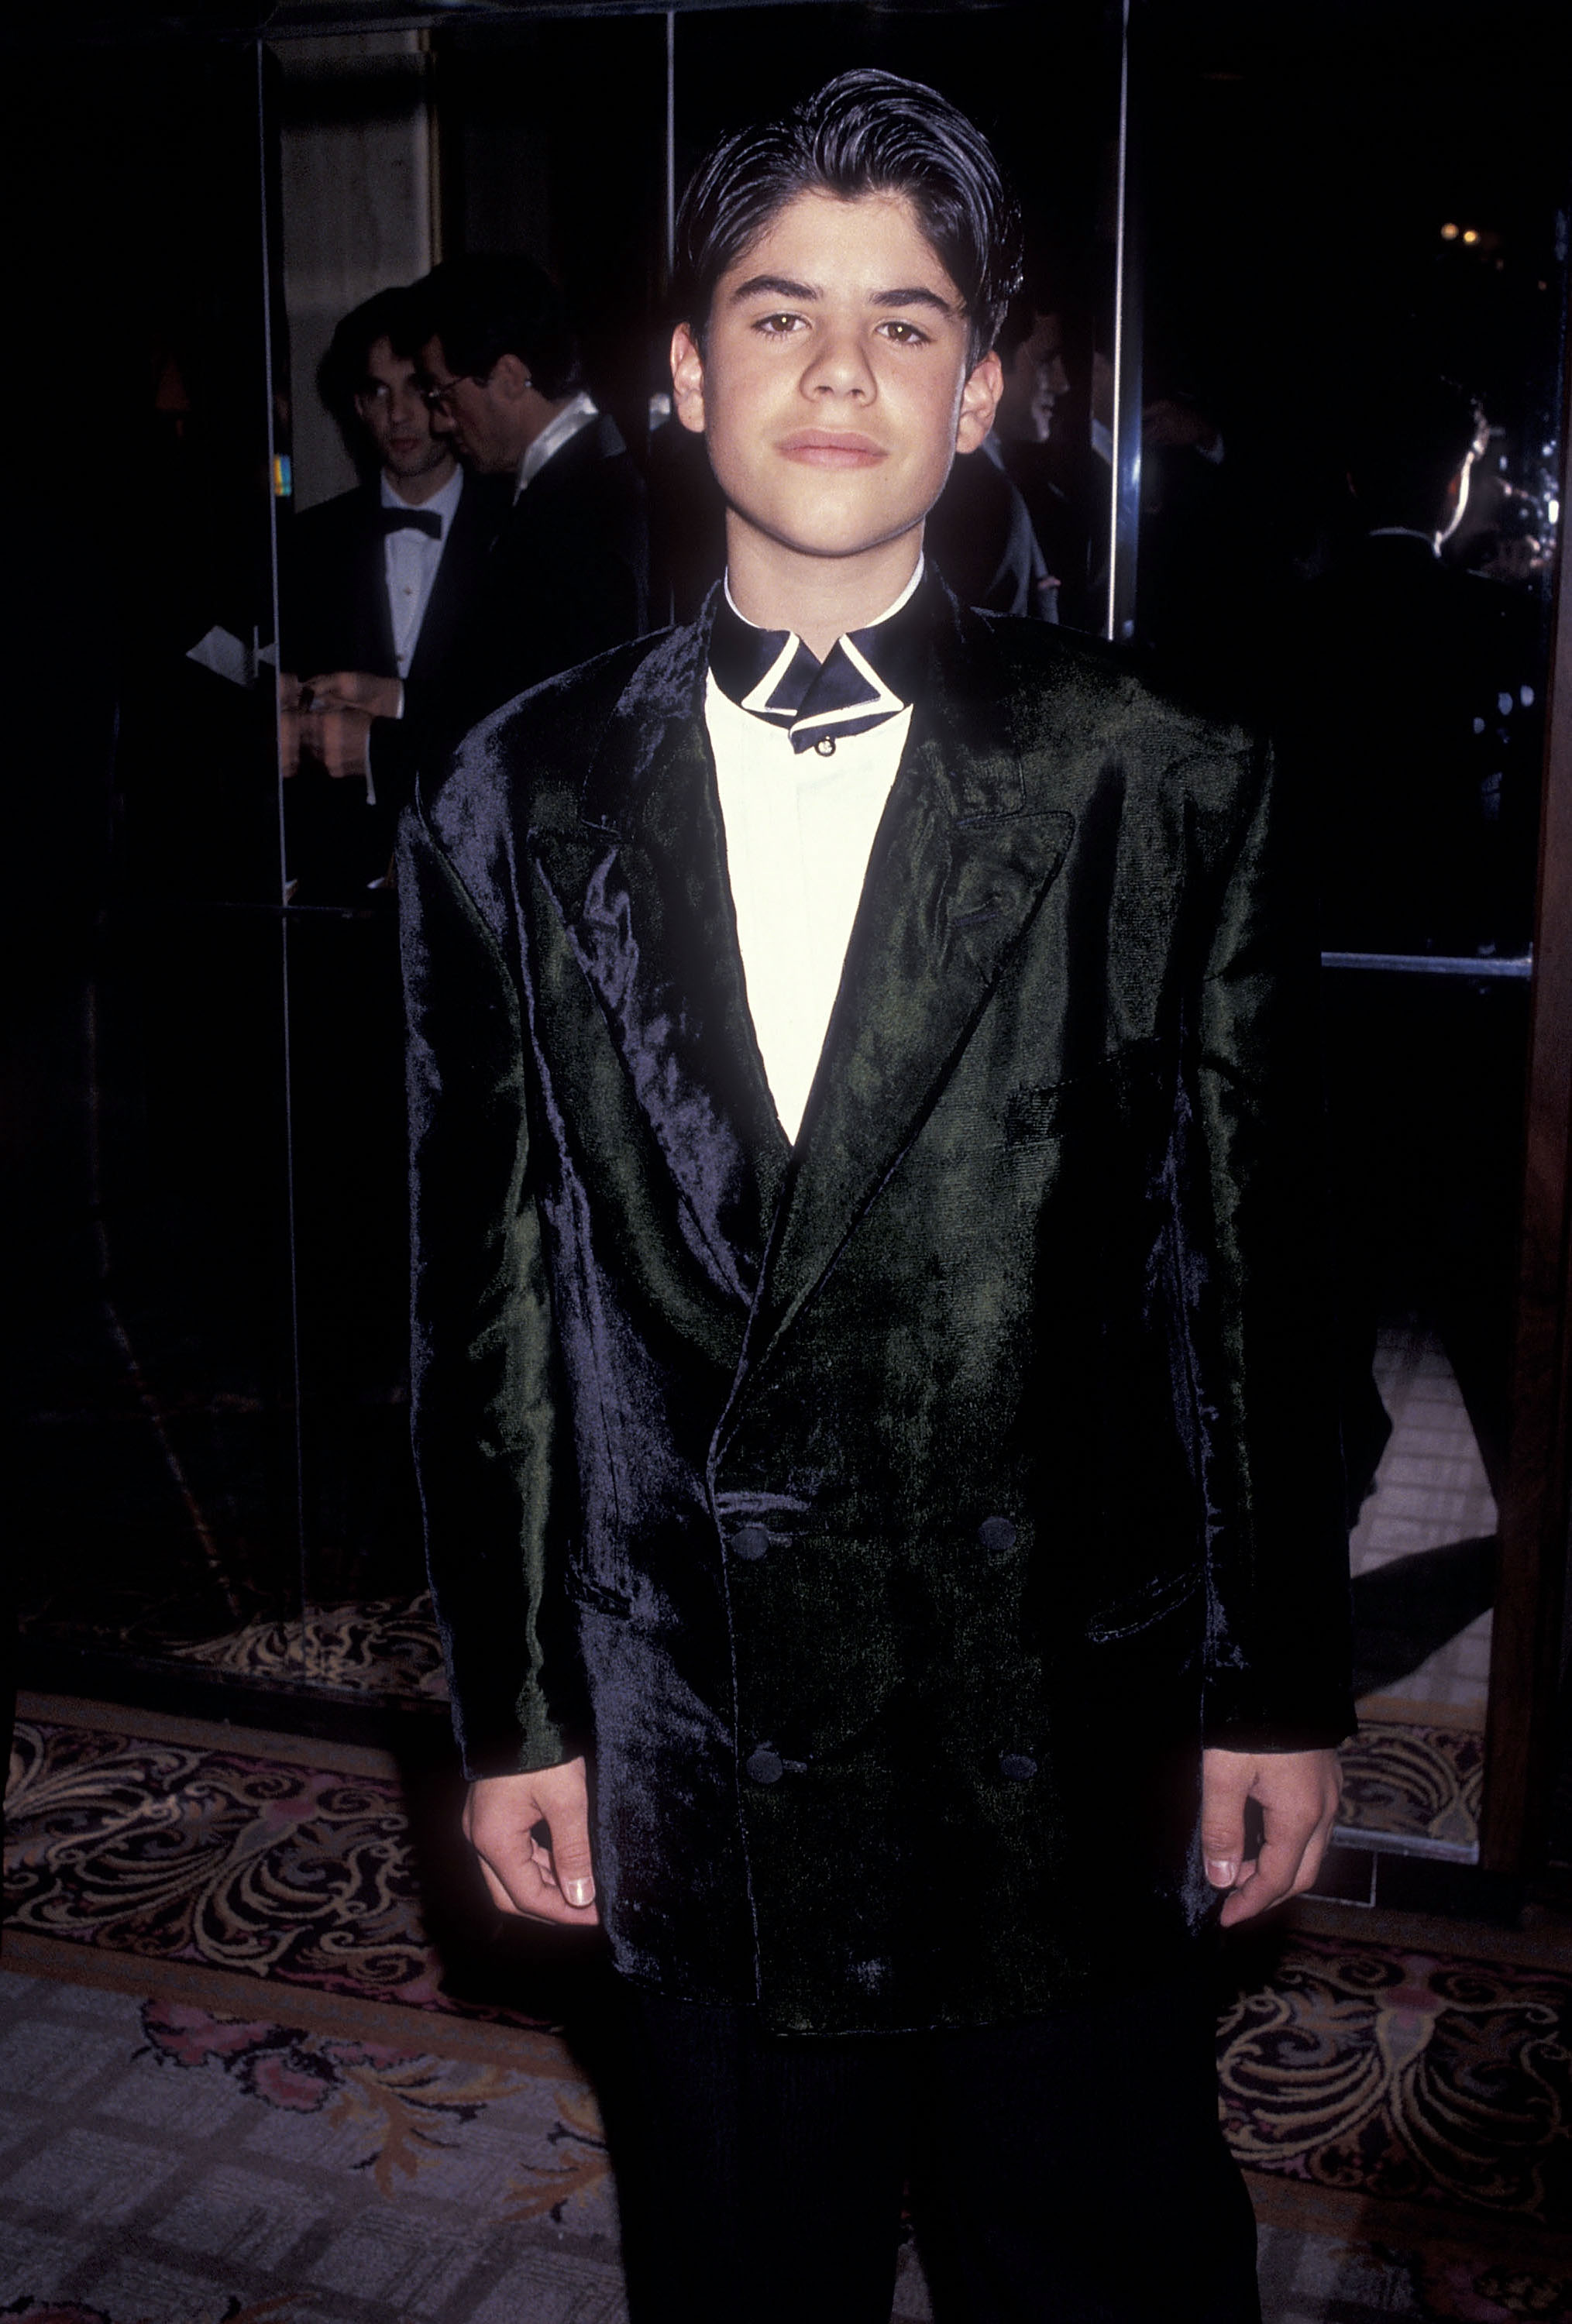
[298,258,649,810]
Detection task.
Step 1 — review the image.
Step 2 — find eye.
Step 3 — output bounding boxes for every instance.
[878,319,931,346]
[754,311,804,337]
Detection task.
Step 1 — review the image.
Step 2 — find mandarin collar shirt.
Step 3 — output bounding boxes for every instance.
[704,560,924,1143]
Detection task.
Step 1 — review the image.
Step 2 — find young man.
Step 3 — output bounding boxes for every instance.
[402,70,1350,2324]
[280,289,510,897]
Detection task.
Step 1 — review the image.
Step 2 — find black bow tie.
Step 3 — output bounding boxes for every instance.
[709,576,927,754]
[377,506,442,539]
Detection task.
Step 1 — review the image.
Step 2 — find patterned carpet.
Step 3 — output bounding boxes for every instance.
[5,1697,1569,2322]
[1336,1711,1484,1861]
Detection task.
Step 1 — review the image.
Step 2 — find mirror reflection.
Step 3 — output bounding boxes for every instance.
[1134,9,1562,1842]
[9,8,1566,1893]
[9,40,294,1681]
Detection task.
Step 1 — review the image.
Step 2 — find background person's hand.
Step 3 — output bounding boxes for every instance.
[1200,1745,1341,1927]
[303,669,404,720]
[277,672,303,778]
[298,703,375,780]
[463,1758,600,1927]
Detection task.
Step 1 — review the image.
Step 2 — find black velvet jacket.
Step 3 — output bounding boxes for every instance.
[400,572,1353,2036]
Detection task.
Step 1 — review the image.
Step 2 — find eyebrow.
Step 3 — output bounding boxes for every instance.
[728,272,956,317]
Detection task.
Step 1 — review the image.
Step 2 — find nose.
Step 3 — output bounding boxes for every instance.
[429,403,456,438]
[391,382,426,431]
[800,321,875,402]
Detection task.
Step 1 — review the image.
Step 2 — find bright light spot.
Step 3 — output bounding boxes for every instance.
[1462,228,1480,245]
[1498,693,1514,717]
[1550,499,1560,527]
[1522,686,1536,708]
[1441,222,1460,240]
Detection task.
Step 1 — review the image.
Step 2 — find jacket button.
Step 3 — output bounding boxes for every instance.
[731,1525,770,1561]
[746,1746,784,1786]
[999,1752,1038,1783]
[978,1516,1016,1553]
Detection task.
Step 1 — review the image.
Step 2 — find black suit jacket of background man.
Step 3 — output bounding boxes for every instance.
[400,569,1353,2039]
[375,411,649,810]
[280,468,511,896]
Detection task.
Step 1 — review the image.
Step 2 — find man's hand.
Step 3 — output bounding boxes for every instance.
[1201,1746,1341,1928]
[463,1758,600,1928]
[277,673,303,779]
[304,669,404,721]
[298,703,375,780]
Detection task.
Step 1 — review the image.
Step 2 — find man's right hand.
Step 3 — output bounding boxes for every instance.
[463,1758,600,1927]
[304,669,404,721]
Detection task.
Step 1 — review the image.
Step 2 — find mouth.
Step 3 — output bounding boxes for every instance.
[777,429,886,469]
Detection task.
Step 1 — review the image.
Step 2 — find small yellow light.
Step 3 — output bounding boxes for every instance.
[1462,228,1479,245]
[1440,222,1459,240]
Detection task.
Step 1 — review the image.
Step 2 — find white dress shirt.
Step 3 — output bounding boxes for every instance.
[707,564,922,1142]
[380,464,464,680]
[515,390,600,497]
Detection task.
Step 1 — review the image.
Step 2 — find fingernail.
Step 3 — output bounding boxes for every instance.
[563,1877,594,1909]
[1206,1859,1240,1887]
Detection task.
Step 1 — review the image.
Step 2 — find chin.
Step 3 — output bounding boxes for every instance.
[753,492,929,565]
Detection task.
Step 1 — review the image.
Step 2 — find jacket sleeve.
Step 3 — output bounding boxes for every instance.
[399,787,580,1779]
[1179,734,1356,1752]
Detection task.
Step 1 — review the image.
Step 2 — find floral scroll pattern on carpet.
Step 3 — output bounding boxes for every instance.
[1336,1721,1484,1856]
[3,1720,477,2020]
[1220,1934,1572,2226]
[136,1999,610,2216]
[167,1597,447,1700]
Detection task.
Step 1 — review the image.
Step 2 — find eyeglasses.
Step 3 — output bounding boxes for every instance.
[418,370,493,414]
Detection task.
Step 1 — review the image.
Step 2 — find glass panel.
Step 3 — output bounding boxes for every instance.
[6,41,297,1689]
[1139,4,1567,1857]
[270,15,668,1696]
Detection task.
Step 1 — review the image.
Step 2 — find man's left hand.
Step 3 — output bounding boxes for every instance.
[1200,1745,1341,1927]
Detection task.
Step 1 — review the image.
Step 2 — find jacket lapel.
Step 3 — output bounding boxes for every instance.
[750,591,1074,1368]
[349,492,397,676]
[529,604,791,1309]
[408,471,508,688]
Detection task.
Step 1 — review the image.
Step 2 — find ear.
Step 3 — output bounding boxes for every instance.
[491,351,534,401]
[670,323,707,436]
[955,350,1003,453]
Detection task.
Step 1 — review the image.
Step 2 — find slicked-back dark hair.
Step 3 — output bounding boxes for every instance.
[1346,373,1486,533]
[672,69,1023,366]
[408,255,582,401]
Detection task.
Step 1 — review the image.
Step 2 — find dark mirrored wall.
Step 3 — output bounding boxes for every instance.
[7,0,1571,1862]
[5,39,296,1691]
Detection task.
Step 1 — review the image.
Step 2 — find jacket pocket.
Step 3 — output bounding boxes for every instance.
[1003,1036,1165,1150]
[1085,1560,1203,1644]
[564,1565,632,1621]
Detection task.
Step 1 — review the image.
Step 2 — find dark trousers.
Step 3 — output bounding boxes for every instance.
[600,1975,1261,2324]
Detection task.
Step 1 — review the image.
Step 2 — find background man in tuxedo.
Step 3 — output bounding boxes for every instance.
[402,72,1350,2324]
[280,288,509,899]
[300,257,648,804]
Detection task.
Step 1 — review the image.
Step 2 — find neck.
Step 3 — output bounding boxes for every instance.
[386,455,457,507]
[514,387,578,464]
[724,519,923,661]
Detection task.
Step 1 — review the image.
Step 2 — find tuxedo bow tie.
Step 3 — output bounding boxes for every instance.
[709,579,927,755]
[377,506,442,539]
